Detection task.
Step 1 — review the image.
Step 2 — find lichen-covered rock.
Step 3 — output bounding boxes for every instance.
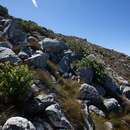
[104,98,122,112]
[26,94,56,114]
[2,117,36,130]
[89,105,106,118]
[80,83,103,106]
[25,53,48,69]
[45,104,73,130]
[77,67,94,84]
[3,19,27,43]
[0,47,22,64]
[41,38,67,53]
[58,55,71,73]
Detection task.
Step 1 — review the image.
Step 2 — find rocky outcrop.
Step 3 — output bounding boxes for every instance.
[2,117,36,130]
[3,19,27,43]
[0,47,22,64]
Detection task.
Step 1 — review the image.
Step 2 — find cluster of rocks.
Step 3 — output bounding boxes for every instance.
[0,5,130,130]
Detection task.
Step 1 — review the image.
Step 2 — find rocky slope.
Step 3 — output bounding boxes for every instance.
[0,5,130,130]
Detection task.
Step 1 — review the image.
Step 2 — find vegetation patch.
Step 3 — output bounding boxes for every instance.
[0,62,33,103]
[78,56,106,83]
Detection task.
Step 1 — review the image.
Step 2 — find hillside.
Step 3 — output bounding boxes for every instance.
[0,5,130,130]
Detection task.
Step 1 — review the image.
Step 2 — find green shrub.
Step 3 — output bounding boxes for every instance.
[0,62,33,102]
[0,5,8,17]
[66,39,89,57]
[22,20,48,36]
[78,56,105,83]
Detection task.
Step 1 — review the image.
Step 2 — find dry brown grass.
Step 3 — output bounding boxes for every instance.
[32,70,52,86]
[61,98,84,130]
[29,42,41,51]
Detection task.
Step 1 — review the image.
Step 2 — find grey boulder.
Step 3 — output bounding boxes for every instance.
[89,105,106,118]
[104,98,121,112]
[2,117,36,130]
[3,19,27,43]
[25,53,48,69]
[0,47,22,64]
[41,38,67,53]
[58,55,71,73]
[77,67,94,84]
[45,104,73,130]
[26,94,56,114]
[80,83,103,106]
[103,75,120,96]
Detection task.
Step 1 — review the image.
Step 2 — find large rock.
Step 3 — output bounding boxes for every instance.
[25,53,48,69]
[80,83,103,106]
[45,104,73,130]
[0,42,12,49]
[0,47,22,64]
[58,55,71,73]
[104,98,121,112]
[25,94,56,114]
[77,67,94,84]
[2,117,36,130]
[103,75,120,96]
[89,105,106,118]
[41,38,67,53]
[3,19,27,43]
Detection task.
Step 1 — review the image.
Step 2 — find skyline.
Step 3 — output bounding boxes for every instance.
[0,0,130,56]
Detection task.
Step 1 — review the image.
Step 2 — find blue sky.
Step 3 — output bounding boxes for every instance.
[0,0,130,55]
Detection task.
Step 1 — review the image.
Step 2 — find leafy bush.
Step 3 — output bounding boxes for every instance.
[0,5,8,17]
[66,39,89,57]
[78,56,105,83]
[0,62,33,102]
[22,20,48,36]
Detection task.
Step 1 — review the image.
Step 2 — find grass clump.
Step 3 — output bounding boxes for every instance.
[32,70,52,86]
[0,62,33,103]
[62,98,84,130]
[66,39,89,57]
[78,56,106,83]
